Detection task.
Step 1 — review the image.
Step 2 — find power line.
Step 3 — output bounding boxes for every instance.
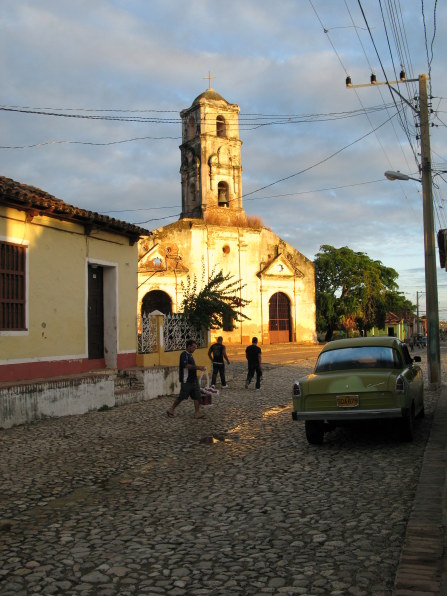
[105,178,387,217]
[102,205,178,214]
[242,111,399,200]
[308,0,420,216]
[0,103,394,124]
[380,0,419,151]
[0,104,180,113]
[0,103,399,149]
[0,105,181,123]
[422,0,438,97]
[0,135,182,149]
[132,112,402,225]
[344,0,417,182]
[357,0,419,167]
[244,179,385,202]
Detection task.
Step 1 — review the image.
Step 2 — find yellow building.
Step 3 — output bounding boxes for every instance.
[138,88,316,344]
[0,176,149,383]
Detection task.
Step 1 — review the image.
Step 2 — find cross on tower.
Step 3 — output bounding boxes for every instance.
[203,70,216,89]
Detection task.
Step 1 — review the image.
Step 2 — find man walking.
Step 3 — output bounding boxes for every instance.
[208,336,230,388]
[167,339,206,419]
[245,336,262,390]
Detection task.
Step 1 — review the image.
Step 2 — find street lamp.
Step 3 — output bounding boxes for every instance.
[384,170,421,183]
[384,167,441,387]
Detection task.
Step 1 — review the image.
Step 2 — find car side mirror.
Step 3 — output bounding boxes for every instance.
[413,356,421,363]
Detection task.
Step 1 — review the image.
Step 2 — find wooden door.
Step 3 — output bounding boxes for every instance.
[269,292,291,343]
[88,265,104,359]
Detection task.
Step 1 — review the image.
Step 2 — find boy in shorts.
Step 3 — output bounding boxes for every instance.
[167,339,206,419]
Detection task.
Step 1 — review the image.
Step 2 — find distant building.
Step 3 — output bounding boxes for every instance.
[0,176,149,382]
[369,312,407,340]
[368,309,416,341]
[138,88,316,344]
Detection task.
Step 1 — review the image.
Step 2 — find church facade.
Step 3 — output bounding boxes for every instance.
[138,88,316,345]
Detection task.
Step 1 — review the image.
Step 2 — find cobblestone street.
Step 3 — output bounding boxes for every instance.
[0,347,444,595]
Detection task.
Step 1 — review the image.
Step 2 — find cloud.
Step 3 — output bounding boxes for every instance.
[1,0,446,313]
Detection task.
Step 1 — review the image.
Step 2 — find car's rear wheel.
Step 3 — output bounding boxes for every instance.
[399,404,415,442]
[305,420,325,445]
[416,405,425,419]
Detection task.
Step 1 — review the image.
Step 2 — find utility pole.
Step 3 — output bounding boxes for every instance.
[418,74,441,387]
[347,72,440,387]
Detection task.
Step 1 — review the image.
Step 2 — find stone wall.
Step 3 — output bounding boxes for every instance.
[0,375,115,429]
[0,366,193,429]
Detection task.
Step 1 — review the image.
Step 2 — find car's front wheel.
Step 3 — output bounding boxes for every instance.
[305,420,325,445]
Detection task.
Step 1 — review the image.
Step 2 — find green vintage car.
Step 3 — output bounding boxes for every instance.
[291,336,424,444]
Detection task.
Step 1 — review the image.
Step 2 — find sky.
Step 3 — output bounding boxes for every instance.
[1,1,446,320]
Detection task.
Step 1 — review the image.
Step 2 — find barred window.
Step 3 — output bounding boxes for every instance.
[0,241,27,331]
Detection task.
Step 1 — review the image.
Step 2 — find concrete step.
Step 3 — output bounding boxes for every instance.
[114,368,144,394]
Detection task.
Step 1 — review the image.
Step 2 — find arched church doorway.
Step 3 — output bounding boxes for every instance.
[141,290,172,316]
[269,292,291,343]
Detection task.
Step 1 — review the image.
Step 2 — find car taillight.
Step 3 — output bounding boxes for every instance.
[293,381,301,397]
[395,375,404,394]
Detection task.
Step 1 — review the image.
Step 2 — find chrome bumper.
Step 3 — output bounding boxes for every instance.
[292,408,405,421]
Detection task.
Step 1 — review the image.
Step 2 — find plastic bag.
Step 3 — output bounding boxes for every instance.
[199,370,219,404]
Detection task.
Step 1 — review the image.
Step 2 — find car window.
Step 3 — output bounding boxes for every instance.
[315,346,402,373]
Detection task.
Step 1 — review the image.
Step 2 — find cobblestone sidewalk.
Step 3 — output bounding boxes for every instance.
[0,352,444,595]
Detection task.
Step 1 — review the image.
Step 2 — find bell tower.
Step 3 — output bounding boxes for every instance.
[179,87,246,225]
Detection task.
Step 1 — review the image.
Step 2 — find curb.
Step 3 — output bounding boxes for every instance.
[393,384,447,594]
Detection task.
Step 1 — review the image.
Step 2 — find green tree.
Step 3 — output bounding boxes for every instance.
[180,267,250,330]
[384,291,415,314]
[315,245,411,340]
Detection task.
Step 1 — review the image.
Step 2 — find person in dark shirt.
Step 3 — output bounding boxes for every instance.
[208,336,230,388]
[245,336,262,389]
[167,339,206,419]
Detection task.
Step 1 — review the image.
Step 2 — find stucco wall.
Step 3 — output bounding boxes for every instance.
[1,206,139,374]
[136,346,209,368]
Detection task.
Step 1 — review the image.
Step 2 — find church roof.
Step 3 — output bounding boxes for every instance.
[192,88,229,106]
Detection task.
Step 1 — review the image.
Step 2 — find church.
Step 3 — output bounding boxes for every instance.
[137,87,316,345]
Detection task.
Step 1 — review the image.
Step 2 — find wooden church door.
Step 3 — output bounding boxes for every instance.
[269,292,291,343]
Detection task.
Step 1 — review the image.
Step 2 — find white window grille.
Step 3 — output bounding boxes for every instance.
[138,313,158,353]
[137,313,206,354]
[163,313,206,351]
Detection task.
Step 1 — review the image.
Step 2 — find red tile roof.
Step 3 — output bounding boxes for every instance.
[0,176,150,243]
